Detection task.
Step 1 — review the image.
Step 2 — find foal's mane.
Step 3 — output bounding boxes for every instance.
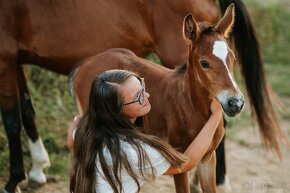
[175,63,187,75]
[199,24,216,36]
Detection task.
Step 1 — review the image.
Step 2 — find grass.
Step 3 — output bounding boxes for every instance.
[0,0,289,190]
[244,0,290,64]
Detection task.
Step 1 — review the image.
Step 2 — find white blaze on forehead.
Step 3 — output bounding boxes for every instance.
[212,41,238,90]
[213,41,228,63]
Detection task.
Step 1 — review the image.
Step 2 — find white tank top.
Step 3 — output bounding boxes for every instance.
[95,140,171,193]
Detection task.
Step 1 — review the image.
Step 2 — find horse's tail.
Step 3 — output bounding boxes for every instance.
[218,0,288,157]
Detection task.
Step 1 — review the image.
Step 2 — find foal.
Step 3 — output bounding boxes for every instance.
[71,4,244,193]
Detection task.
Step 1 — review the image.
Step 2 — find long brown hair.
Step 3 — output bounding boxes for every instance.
[70,70,186,193]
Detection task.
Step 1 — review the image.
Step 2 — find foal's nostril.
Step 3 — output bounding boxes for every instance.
[228,98,236,107]
[223,97,244,117]
[228,98,234,107]
[227,97,243,112]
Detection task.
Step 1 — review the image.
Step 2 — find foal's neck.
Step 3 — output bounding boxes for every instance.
[183,65,211,115]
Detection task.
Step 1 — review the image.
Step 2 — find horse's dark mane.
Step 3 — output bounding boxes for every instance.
[175,63,187,74]
[199,25,216,35]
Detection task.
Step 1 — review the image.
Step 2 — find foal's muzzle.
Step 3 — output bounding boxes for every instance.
[223,96,244,117]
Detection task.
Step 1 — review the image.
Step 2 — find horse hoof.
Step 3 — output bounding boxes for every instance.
[18,174,28,191]
[190,184,202,193]
[27,179,44,189]
[217,175,232,193]
[27,175,60,189]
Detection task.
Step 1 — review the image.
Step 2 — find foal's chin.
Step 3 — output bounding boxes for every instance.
[222,106,243,117]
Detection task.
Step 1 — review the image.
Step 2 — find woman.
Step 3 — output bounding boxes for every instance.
[69,70,222,193]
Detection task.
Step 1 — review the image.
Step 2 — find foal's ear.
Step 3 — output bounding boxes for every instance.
[183,13,200,41]
[215,3,235,38]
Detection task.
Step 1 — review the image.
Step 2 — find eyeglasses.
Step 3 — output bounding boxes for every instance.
[124,78,145,106]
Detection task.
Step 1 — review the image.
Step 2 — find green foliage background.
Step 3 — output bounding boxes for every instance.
[0,0,289,189]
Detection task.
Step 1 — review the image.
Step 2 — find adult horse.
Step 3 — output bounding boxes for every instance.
[70,5,243,193]
[0,0,285,193]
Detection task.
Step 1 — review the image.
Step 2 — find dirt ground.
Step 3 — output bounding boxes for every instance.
[1,121,289,193]
[141,121,290,193]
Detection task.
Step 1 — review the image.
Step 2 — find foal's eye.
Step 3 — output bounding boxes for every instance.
[200,60,210,69]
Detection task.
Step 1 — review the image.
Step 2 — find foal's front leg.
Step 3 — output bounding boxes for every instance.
[195,151,217,193]
[173,172,190,193]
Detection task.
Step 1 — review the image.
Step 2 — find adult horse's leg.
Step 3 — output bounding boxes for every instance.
[195,152,217,193]
[0,58,25,193]
[1,108,24,193]
[173,173,190,193]
[17,65,50,186]
[215,113,231,192]
[216,136,232,193]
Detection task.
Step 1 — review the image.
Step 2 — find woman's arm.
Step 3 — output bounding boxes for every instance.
[164,98,222,175]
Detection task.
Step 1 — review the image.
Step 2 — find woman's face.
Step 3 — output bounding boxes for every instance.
[121,76,151,122]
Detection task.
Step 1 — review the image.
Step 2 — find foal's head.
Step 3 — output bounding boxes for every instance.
[183,4,244,117]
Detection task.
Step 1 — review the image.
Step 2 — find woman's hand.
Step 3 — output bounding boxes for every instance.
[210,98,222,115]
